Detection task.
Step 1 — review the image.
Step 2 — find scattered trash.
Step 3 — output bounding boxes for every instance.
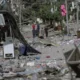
[35,56,40,60]
[60,68,69,76]
[26,61,35,67]
[42,77,47,80]
[0,33,77,80]
[46,56,50,58]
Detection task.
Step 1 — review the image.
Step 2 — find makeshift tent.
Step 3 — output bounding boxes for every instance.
[0,10,41,55]
[64,47,80,78]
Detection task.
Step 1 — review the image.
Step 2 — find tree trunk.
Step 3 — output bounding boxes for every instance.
[50,20,52,25]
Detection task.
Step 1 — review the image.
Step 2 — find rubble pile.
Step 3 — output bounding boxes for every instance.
[0,56,74,80]
[0,31,78,80]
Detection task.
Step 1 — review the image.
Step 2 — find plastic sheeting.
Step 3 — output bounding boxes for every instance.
[0,14,5,25]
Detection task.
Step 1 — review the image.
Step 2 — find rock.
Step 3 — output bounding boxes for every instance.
[12,68,25,73]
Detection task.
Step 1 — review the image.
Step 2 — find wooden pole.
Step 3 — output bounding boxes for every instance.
[65,0,69,35]
[19,0,22,29]
[76,1,79,30]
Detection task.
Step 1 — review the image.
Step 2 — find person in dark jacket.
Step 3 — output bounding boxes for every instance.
[36,22,40,37]
[0,25,5,43]
[45,27,48,37]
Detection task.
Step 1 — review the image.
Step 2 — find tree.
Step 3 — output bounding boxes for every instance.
[36,1,64,26]
[21,0,65,26]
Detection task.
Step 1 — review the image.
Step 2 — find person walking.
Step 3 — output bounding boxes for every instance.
[32,23,36,38]
[40,27,44,39]
[36,22,40,37]
[45,27,48,37]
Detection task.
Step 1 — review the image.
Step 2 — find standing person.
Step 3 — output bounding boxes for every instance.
[45,27,48,37]
[36,22,40,37]
[0,25,5,43]
[32,23,36,38]
[5,21,10,37]
[40,27,44,39]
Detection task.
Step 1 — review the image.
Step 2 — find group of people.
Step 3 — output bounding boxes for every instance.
[32,22,48,39]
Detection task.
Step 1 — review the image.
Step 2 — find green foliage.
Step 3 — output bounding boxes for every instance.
[22,0,65,22]
[37,2,63,22]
